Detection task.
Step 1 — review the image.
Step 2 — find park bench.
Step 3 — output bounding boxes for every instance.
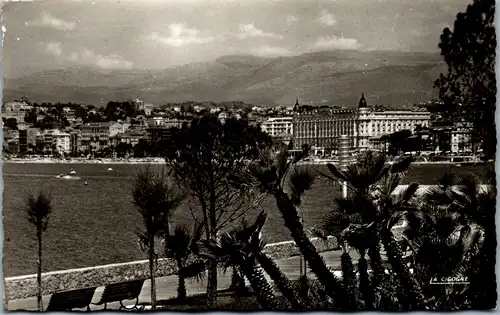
[93,279,146,310]
[46,286,97,311]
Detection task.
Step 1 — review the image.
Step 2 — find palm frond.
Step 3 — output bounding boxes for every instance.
[252,210,268,234]
[377,173,404,198]
[437,173,456,187]
[288,166,315,205]
[310,227,330,240]
[391,182,419,209]
[390,156,414,174]
[179,260,208,281]
[164,225,193,259]
[423,185,454,206]
[26,189,53,230]
[326,163,349,182]
[277,144,290,181]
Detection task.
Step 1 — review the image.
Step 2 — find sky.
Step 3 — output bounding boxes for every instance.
[2,0,472,77]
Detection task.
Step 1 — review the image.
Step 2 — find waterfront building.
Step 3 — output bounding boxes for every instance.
[261,117,293,137]
[293,99,358,151]
[52,130,71,154]
[357,94,431,150]
[26,128,40,147]
[70,130,82,155]
[18,129,28,153]
[43,129,71,154]
[292,95,431,152]
[80,122,111,152]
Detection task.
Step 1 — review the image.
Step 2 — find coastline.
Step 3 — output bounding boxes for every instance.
[2,157,166,164]
[2,157,490,166]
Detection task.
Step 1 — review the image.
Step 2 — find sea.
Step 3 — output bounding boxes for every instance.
[2,162,491,277]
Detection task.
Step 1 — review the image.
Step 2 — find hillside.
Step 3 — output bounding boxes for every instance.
[3,50,446,107]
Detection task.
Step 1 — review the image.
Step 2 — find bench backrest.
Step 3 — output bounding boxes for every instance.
[99,279,145,304]
[46,287,96,311]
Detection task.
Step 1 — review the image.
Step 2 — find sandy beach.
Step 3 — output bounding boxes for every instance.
[3,157,489,166]
[2,157,166,164]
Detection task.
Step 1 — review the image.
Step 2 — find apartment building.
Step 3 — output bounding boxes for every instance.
[261,117,293,137]
[80,122,111,152]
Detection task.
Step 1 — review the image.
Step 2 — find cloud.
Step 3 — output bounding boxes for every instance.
[150,24,216,47]
[236,23,284,39]
[314,36,363,50]
[45,41,63,56]
[318,10,337,27]
[43,42,133,69]
[251,45,294,57]
[286,15,299,25]
[77,48,134,69]
[40,12,76,31]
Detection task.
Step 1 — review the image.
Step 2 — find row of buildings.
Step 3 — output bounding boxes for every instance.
[260,95,472,154]
[4,118,186,156]
[3,94,474,156]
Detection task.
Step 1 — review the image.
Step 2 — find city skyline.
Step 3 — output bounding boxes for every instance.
[3,0,470,77]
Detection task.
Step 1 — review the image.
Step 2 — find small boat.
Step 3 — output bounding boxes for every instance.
[107,167,113,171]
[55,174,81,179]
[69,169,76,175]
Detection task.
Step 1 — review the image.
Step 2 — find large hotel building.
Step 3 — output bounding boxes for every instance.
[292,94,431,152]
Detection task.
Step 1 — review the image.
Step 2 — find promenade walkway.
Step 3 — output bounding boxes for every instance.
[7,251,357,311]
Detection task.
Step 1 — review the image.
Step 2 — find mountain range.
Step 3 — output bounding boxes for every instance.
[3,50,447,107]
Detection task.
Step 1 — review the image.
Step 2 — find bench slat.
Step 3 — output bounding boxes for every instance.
[94,279,145,306]
[46,287,97,311]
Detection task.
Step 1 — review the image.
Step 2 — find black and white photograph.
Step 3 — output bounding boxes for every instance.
[1,0,497,311]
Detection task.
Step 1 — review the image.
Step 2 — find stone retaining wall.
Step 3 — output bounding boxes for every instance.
[5,236,338,300]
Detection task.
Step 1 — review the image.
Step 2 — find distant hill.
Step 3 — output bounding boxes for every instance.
[3,50,446,107]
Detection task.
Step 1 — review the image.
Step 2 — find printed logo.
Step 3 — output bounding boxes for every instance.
[430,275,469,285]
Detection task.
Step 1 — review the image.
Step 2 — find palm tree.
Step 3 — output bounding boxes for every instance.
[321,151,427,310]
[132,166,184,310]
[163,223,205,302]
[288,165,313,277]
[25,189,52,312]
[246,144,349,308]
